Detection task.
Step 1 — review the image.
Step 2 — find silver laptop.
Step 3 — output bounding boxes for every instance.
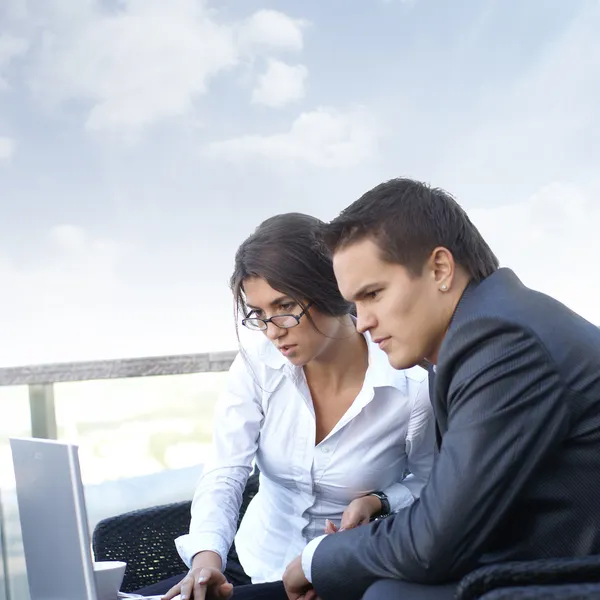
[10,437,98,600]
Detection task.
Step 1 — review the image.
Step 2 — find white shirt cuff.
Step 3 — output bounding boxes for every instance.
[175,533,229,571]
[301,535,326,583]
[383,481,416,513]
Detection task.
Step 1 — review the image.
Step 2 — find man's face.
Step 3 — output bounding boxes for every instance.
[333,237,450,369]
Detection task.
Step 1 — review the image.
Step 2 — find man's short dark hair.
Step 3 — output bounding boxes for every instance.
[325,178,499,281]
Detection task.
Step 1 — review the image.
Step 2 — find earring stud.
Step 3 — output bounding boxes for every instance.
[440,284,448,292]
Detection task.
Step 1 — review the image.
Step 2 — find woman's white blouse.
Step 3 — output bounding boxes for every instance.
[175,332,435,583]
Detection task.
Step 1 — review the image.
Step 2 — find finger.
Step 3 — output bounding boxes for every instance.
[182,578,196,600]
[284,584,301,600]
[340,512,357,530]
[217,582,234,599]
[193,579,206,600]
[178,583,192,600]
[194,568,213,600]
[162,582,181,600]
[163,576,191,600]
[324,519,338,534]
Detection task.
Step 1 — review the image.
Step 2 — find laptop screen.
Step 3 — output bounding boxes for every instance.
[10,438,97,600]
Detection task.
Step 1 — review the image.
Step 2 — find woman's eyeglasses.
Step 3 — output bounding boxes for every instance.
[242,302,314,331]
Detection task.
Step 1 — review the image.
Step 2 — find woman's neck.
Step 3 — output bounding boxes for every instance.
[303,317,369,393]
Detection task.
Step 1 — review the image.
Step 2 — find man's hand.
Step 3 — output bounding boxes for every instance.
[283,555,316,600]
[162,566,233,600]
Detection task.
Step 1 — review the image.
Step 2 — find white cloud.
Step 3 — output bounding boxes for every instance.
[469,181,600,324]
[29,0,237,135]
[237,9,306,54]
[207,106,378,168]
[0,137,15,162]
[0,224,124,365]
[0,33,29,90]
[0,223,240,366]
[251,59,308,108]
[25,1,306,136]
[48,224,120,267]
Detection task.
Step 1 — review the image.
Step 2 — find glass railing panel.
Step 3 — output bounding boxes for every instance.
[0,368,230,600]
[53,371,227,531]
[0,385,33,600]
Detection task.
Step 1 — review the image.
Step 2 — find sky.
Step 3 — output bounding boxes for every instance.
[0,0,599,367]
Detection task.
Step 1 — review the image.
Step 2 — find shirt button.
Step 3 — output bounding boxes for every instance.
[322,447,331,454]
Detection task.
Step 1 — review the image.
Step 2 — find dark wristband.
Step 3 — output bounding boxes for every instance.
[369,490,391,517]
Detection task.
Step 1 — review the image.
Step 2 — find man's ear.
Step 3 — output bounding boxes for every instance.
[428,246,456,292]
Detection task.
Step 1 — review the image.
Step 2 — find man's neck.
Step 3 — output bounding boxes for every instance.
[427,270,472,365]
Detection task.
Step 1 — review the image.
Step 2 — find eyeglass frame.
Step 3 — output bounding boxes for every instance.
[241,301,314,332]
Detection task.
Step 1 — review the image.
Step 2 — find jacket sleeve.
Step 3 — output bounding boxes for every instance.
[310,321,571,600]
[175,352,264,568]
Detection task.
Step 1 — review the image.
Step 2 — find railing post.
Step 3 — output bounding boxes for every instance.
[28,383,58,439]
[0,495,7,600]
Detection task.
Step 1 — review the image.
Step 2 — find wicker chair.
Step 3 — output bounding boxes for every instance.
[456,555,600,600]
[92,468,260,592]
[478,582,600,599]
[93,466,600,597]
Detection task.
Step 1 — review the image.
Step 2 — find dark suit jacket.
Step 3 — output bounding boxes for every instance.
[311,268,600,600]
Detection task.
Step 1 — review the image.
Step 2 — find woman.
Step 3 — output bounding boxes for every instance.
[151,213,434,600]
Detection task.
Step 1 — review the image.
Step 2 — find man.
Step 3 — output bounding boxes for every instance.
[283,178,600,600]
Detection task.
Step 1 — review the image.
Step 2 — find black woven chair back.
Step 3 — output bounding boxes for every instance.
[456,555,600,600]
[93,466,600,596]
[479,582,600,599]
[92,468,260,592]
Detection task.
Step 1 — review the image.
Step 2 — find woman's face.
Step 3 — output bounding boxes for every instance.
[242,276,343,367]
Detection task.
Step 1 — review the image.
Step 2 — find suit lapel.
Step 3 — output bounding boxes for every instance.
[428,365,444,450]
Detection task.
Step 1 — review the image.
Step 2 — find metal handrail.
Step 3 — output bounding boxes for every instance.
[0,351,238,386]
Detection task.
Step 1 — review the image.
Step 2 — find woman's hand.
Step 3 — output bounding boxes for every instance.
[163,567,232,600]
[324,495,382,534]
[163,551,232,600]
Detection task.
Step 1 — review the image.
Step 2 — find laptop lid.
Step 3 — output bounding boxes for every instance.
[10,437,97,600]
